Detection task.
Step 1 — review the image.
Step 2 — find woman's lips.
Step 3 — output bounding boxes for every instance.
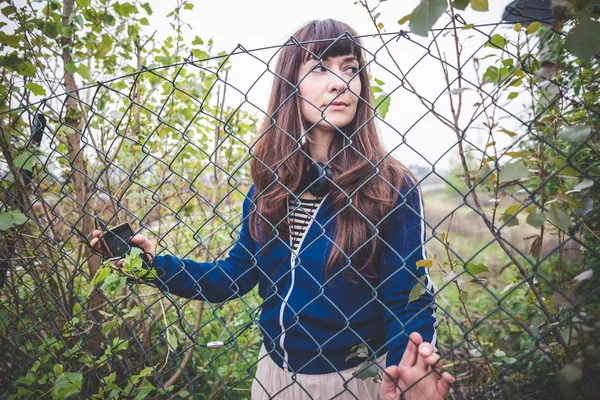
[326,101,348,110]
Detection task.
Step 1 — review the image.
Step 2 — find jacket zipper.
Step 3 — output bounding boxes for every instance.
[278,194,329,371]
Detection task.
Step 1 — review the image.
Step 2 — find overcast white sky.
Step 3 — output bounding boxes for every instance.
[6,0,527,173]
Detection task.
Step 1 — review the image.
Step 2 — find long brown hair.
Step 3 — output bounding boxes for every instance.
[249,19,415,285]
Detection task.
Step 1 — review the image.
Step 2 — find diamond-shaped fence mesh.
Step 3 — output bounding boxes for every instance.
[1,9,599,400]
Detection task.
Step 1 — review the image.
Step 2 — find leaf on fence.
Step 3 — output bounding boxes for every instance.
[503,331,523,352]
[466,262,488,275]
[571,197,593,217]
[573,179,594,192]
[416,259,433,269]
[407,275,428,305]
[498,128,518,137]
[13,150,38,172]
[529,235,542,260]
[51,372,82,399]
[526,21,541,35]
[24,82,46,96]
[488,34,507,48]
[92,267,111,285]
[0,210,29,231]
[134,379,156,400]
[498,161,528,183]
[557,125,592,142]
[469,0,488,11]
[374,93,391,119]
[409,0,448,37]
[564,18,600,64]
[547,203,570,231]
[354,361,381,382]
[469,348,482,358]
[503,203,522,216]
[452,0,469,10]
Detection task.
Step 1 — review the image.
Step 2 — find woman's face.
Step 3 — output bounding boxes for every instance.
[297,53,362,132]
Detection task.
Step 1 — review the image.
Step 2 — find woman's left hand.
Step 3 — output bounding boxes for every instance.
[380,332,454,400]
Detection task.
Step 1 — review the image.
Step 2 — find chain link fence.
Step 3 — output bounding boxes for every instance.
[1,6,599,400]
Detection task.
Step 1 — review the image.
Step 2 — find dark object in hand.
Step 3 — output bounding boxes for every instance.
[98,223,152,268]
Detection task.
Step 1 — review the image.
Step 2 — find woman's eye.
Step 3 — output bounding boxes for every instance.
[347,66,358,74]
[311,64,325,73]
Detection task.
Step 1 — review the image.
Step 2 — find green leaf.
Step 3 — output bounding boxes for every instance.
[557,125,592,142]
[498,161,528,182]
[375,93,391,119]
[13,150,37,172]
[526,21,541,35]
[469,0,488,11]
[503,203,522,216]
[75,0,91,7]
[407,276,428,305]
[134,378,156,400]
[572,198,593,217]
[452,0,469,10]
[507,91,518,99]
[101,320,118,335]
[24,83,46,96]
[409,0,448,37]
[526,209,545,228]
[458,290,469,302]
[354,361,380,381]
[52,372,82,399]
[489,34,507,48]
[504,331,523,352]
[499,128,517,137]
[1,5,16,17]
[547,203,570,231]
[183,3,194,10]
[167,328,178,350]
[139,17,149,26]
[466,262,488,275]
[44,22,59,39]
[54,364,63,376]
[77,64,89,79]
[564,18,600,64]
[101,274,127,292]
[141,2,153,15]
[92,267,111,285]
[416,259,433,269]
[66,62,77,75]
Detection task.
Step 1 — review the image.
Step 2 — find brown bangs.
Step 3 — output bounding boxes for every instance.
[296,20,363,64]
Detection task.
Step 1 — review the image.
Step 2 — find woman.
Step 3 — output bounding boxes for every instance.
[91,19,454,400]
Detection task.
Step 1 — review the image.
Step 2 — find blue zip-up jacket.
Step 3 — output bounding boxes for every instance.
[151,183,438,374]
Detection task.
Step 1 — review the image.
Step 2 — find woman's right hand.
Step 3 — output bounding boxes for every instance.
[89,230,156,263]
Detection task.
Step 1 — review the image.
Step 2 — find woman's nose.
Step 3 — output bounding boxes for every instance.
[327,71,347,92]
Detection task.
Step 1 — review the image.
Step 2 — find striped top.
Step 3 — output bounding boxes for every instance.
[287,196,324,253]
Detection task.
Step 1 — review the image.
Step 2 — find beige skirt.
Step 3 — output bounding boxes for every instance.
[251,343,387,400]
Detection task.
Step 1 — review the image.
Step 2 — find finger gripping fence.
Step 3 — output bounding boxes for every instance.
[0,8,599,400]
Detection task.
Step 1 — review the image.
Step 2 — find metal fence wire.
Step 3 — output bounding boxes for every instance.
[1,7,599,400]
